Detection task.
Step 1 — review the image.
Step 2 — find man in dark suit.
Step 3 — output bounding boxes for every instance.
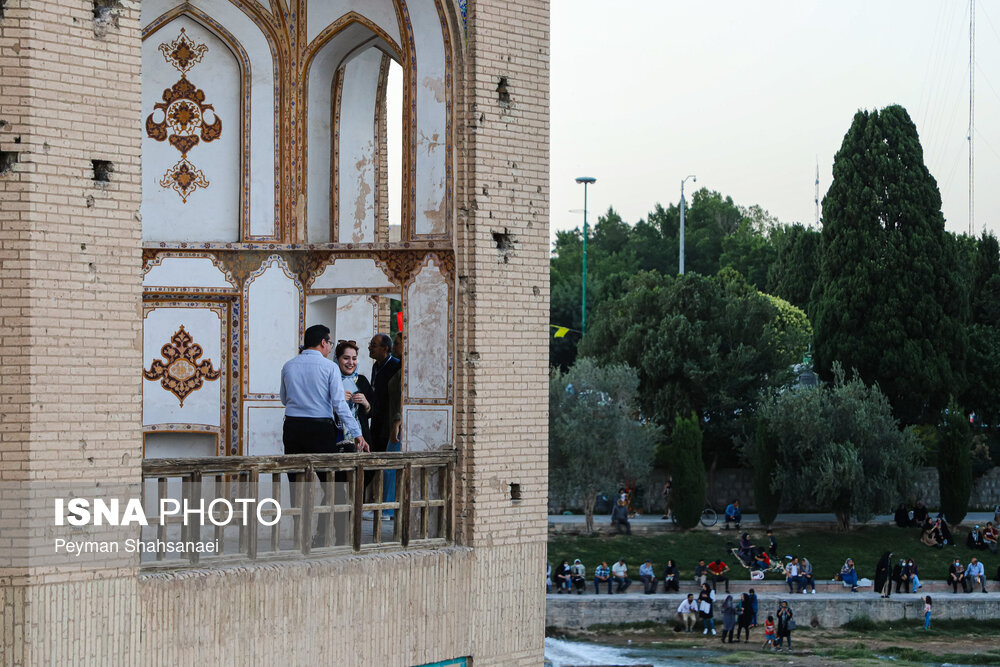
[367,333,401,453]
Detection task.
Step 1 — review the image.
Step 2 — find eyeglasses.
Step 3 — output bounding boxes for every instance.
[337,339,357,346]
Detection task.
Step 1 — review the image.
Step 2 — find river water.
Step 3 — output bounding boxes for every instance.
[544,638,722,667]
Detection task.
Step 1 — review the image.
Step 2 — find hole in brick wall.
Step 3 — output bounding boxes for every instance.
[492,229,516,264]
[0,0,6,20]
[509,483,522,502]
[0,151,17,175]
[496,76,510,108]
[92,159,113,182]
[93,0,121,37]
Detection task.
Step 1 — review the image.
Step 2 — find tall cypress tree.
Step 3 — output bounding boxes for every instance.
[812,105,966,425]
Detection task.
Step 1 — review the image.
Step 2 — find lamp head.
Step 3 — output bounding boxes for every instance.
[575,176,596,185]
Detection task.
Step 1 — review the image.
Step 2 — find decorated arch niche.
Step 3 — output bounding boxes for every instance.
[139,0,461,458]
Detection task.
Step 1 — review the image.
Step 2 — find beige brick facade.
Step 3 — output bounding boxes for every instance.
[0,0,549,664]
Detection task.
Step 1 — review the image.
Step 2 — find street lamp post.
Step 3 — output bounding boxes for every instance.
[679,174,696,275]
[575,176,596,334]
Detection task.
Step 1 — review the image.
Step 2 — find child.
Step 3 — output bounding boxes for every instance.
[923,596,932,630]
[762,615,775,650]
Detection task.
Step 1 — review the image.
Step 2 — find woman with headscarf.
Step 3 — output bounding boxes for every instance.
[737,532,754,564]
[334,340,374,444]
[874,551,893,598]
[662,558,679,592]
[799,557,815,593]
[838,558,859,592]
[698,583,716,635]
[775,599,794,651]
[736,593,753,642]
[721,594,737,643]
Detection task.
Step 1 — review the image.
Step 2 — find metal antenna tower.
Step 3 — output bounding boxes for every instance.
[970,0,975,236]
[814,160,820,227]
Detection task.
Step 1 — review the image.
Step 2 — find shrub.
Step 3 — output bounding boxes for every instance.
[668,412,706,530]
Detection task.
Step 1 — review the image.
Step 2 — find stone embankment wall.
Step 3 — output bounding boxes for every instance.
[547,594,1000,629]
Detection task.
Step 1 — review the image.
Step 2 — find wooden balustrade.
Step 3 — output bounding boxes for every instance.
[139,451,455,571]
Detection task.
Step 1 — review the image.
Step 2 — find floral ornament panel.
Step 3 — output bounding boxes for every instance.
[143,325,222,406]
[145,28,221,202]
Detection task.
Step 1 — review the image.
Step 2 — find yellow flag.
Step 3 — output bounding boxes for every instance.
[553,327,570,338]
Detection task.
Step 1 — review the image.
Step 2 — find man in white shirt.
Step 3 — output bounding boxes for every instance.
[967,557,988,593]
[611,558,631,593]
[676,593,697,632]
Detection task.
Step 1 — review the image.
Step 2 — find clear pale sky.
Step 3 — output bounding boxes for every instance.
[551,0,1000,241]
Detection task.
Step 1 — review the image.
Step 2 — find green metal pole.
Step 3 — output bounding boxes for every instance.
[582,183,588,335]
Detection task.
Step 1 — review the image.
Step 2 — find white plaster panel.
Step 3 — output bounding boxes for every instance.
[143,306,225,426]
[245,403,285,456]
[248,259,302,394]
[406,260,449,399]
[410,0,449,236]
[311,258,394,289]
[336,295,377,351]
[402,406,451,451]
[337,49,382,244]
[142,16,241,241]
[143,256,236,289]
[144,432,217,459]
[306,0,400,47]
[143,2,277,239]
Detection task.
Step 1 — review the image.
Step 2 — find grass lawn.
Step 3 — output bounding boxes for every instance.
[548,524,1000,581]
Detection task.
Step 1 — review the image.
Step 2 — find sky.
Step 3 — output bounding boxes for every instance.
[550,0,1000,242]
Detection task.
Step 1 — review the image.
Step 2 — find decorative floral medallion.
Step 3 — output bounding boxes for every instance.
[145,28,221,202]
[144,326,222,406]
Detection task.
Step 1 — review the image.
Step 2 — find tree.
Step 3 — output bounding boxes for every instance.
[668,413,706,530]
[580,270,798,462]
[745,418,780,526]
[938,399,972,525]
[766,224,821,311]
[812,105,967,425]
[720,219,776,290]
[548,358,661,534]
[754,365,922,530]
[963,233,1000,426]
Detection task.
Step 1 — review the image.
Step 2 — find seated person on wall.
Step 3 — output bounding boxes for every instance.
[836,558,859,592]
[799,557,816,593]
[948,557,971,593]
[912,501,929,528]
[724,500,742,530]
[905,558,922,592]
[784,557,801,594]
[611,557,632,593]
[967,524,987,550]
[694,559,709,587]
[984,522,999,555]
[662,559,680,592]
[570,558,587,594]
[554,559,572,593]
[639,558,658,594]
[594,560,612,594]
[676,593,698,633]
[611,499,632,535]
[708,556,730,594]
[967,557,988,593]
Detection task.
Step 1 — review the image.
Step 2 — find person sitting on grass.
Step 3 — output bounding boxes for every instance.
[639,558,657,594]
[921,520,944,548]
[593,560,612,594]
[737,532,754,564]
[611,557,631,593]
[984,522,999,555]
[569,558,586,594]
[708,556,731,594]
[937,516,955,546]
[662,559,679,592]
[912,501,929,528]
[967,557,988,593]
[752,547,771,572]
[948,557,970,593]
[724,499,742,530]
[967,525,986,550]
[837,558,859,592]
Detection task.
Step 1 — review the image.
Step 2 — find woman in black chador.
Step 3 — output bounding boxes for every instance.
[874,551,893,598]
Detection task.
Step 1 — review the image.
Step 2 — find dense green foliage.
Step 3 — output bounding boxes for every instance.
[811,105,967,425]
[580,270,802,460]
[938,400,973,525]
[548,358,661,533]
[753,366,921,529]
[665,413,706,530]
[746,419,780,526]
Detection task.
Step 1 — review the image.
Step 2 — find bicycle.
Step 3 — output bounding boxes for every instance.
[671,504,718,527]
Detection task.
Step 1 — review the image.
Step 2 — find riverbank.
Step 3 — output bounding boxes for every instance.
[548,618,1000,666]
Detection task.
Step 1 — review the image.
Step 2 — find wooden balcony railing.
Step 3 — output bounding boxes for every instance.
[139,451,455,571]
